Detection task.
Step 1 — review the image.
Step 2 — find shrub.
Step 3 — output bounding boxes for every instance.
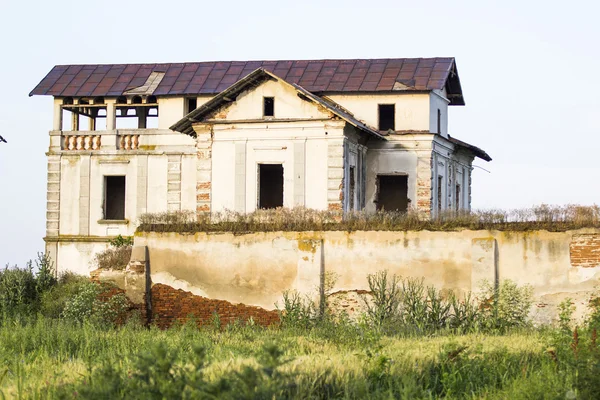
[587,290,600,329]
[479,279,534,331]
[0,253,57,317]
[40,272,89,318]
[62,282,129,325]
[558,297,576,332]
[359,271,534,334]
[109,234,134,248]
[362,270,402,327]
[94,246,132,270]
[0,263,37,316]
[278,290,317,329]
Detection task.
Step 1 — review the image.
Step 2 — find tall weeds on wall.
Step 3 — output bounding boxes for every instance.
[137,204,600,233]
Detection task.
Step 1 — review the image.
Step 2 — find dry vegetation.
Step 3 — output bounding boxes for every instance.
[137,204,600,233]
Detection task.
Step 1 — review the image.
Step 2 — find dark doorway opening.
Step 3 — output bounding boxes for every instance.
[104,176,126,220]
[376,175,408,212]
[258,164,283,209]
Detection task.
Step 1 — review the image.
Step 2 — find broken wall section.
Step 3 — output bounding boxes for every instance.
[91,245,280,328]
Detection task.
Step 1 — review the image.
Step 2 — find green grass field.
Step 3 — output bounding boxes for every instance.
[0,317,597,399]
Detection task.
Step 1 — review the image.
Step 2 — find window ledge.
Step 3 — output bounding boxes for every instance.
[97,219,129,225]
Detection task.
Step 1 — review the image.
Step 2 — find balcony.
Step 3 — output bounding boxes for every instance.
[49,129,195,154]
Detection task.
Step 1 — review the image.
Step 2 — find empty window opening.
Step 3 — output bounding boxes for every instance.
[185,97,198,115]
[116,100,159,130]
[62,109,74,131]
[376,175,408,212]
[115,107,138,129]
[95,108,107,130]
[349,166,356,210]
[258,164,283,209]
[437,175,444,212]
[263,97,275,117]
[60,98,108,132]
[378,104,395,131]
[437,109,441,134]
[146,107,159,128]
[104,176,126,220]
[455,184,461,211]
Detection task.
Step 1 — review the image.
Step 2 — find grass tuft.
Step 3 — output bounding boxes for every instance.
[136,204,600,233]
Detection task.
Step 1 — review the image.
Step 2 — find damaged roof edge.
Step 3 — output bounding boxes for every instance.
[448,135,492,162]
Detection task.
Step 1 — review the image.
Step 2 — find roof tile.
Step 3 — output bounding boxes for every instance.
[30,58,459,99]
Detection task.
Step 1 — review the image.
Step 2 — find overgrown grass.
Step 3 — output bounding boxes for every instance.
[2,253,599,398]
[137,204,600,233]
[0,317,598,399]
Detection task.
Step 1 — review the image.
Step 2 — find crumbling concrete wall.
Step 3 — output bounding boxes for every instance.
[133,229,600,325]
[91,245,280,328]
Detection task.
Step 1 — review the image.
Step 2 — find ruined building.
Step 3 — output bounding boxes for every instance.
[30,58,491,274]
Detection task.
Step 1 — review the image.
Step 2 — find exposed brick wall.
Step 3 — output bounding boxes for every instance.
[196,130,212,215]
[416,154,433,215]
[570,234,600,268]
[151,283,280,329]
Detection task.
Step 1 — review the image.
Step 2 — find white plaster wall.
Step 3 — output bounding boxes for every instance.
[364,135,434,213]
[211,141,236,212]
[56,241,110,276]
[429,90,449,137]
[180,155,197,212]
[206,78,351,213]
[327,93,431,131]
[157,97,184,129]
[134,229,600,324]
[218,79,330,120]
[146,155,169,213]
[88,158,138,237]
[305,139,328,209]
[245,143,295,211]
[59,156,81,235]
[365,148,418,212]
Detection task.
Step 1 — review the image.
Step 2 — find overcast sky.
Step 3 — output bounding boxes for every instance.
[0,0,598,266]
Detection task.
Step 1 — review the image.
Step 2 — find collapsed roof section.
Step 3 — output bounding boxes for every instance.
[29,57,465,105]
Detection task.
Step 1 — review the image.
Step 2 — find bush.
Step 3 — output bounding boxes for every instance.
[62,282,129,325]
[94,246,132,270]
[40,272,89,318]
[359,271,534,335]
[93,235,134,271]
[479,279,533,331]
[278,290,317,329]
[0,253,57,317]
[362,270,403,327]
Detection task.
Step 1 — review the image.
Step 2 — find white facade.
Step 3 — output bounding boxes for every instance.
[39,66,488,275]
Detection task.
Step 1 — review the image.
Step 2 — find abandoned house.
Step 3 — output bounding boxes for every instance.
[30,57,491,274]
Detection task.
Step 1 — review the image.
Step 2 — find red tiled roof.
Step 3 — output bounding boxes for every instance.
[30,58,464,104]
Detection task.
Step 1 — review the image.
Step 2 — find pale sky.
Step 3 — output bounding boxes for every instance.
[0,0,598,266]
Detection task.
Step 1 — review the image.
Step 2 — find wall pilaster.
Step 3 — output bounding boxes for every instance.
[194,125,213,215]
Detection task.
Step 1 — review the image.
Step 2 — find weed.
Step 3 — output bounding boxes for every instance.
[558,298,576,332]
[137,204,600,234]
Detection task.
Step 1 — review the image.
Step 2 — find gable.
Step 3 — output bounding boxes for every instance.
[207,78,333,122]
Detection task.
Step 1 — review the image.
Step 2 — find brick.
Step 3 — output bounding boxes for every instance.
[570,234,600,268]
